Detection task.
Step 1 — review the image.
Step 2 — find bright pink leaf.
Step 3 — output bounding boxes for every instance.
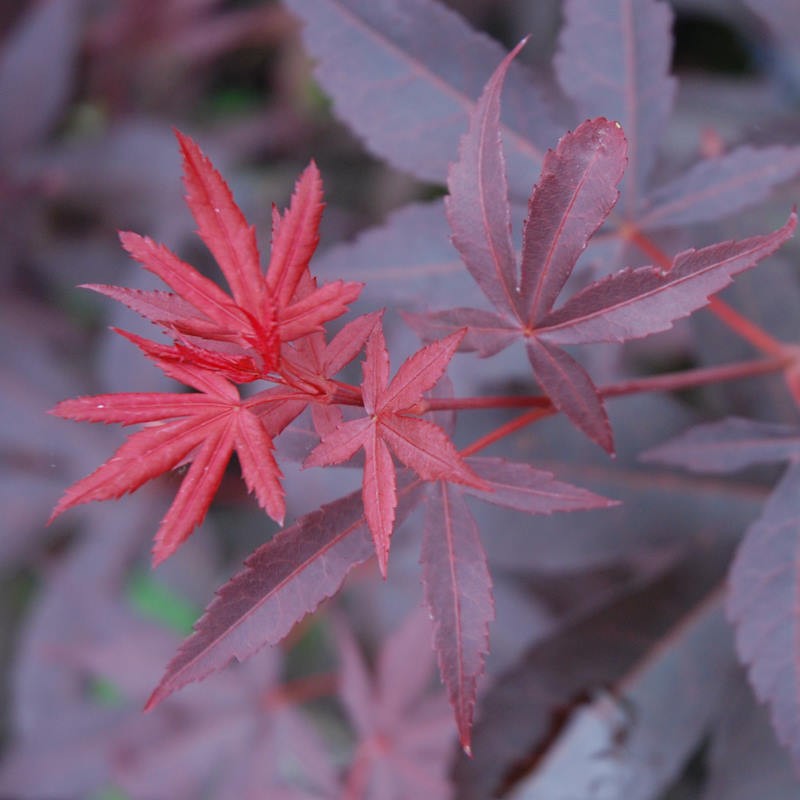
[305,323,483,575]
[267,160,325,307]
[49,363,287,563]
[176,130,265,316]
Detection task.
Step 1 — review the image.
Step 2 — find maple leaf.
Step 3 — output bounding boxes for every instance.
[48,353,292,565]
[86,129,362,383]
[334,610,455,800]
[407,41,796,453]
[305,321,485,576]
[422,456,615,753]
[643,417,800,771]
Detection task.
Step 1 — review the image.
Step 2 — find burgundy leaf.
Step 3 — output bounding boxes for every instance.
[640,145,800,230]
[455,548,731,799]
[147,482,422,708]
[526,337,613,452]
[464,457,617,514]
[403,307,519,357]
[555,0,676,213]
[422,482,494,754]
[641,417,800,473]
[284,0,557,196]
[445,39,526,319]
[538,214,797,345]
[727,462,800,770]
[147,491,372,709]
[519,118,627,324]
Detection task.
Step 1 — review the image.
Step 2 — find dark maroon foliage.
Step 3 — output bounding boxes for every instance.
[5,1,800,798]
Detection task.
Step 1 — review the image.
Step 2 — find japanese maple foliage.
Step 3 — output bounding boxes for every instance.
[49,131,365,564]
[30,0,800,793]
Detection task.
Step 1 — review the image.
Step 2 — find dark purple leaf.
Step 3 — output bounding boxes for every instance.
[640,145,800,230]
[315,202,480,308]
[642,417,800,473]
[526,337,613,452]
[539,214,797,344]
[402,307,520,357]
[445,39,525,318]
[555,0,676,213]
[146,490,374,708]
[464,456,617,514]
[149,480,424,708]
[422,482,494,753]
[284,0,558,196]
[727,462,800,770]
[519,118,627,324]
[336,610,455,800]
[454,547,731,799]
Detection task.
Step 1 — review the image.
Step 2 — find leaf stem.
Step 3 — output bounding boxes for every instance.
[423,355,789,415]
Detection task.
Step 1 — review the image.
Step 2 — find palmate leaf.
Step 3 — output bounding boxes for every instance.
[422,457,614,753]
[455,547,732,799]
[147,479,424,709]
[643,417,800,771]
[334,611,455,800]
[308,0,800,321]
[555,0,800,229]
[284,0,557,198]
[417,42,797,453]
[554,0,676,215]
[49,360,287,565]
[305,322,484,576]
[96,131,361,383]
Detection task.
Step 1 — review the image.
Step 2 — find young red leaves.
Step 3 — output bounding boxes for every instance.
[88,131,362,383]
[49,131,366,564]
[305,322,484,576]
[49,358,285,565]
[412,41,796,453]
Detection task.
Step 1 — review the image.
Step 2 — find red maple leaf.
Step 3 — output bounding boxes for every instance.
[305,322,486,576]
[87,130,362,383]
[48,355,297,565]
[48,131,365,563]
